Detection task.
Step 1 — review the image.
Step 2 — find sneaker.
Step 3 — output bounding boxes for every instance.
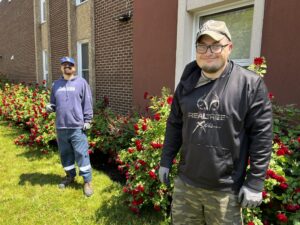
[83,182,94,197]
[58,175,75,189]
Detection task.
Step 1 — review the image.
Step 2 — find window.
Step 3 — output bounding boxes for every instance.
[40,0,46,23]
[42,50,48,85]
[76,0,87,6]
[77,41,89,82]
[198,6,254,66]
[174,0,265,86]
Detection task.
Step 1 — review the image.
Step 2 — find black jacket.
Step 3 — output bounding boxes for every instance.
[160,60,273,192]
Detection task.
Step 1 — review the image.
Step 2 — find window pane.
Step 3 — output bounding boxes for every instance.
[82,70,89,82]
[43,1,46,21]
[81,43,89,70]
[199,6,254,60]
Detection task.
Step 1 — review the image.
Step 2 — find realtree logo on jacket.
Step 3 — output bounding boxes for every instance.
[188,92,226,134]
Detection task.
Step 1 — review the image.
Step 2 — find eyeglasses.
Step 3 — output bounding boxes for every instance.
[61,63,74,67]
[196,44,229,54]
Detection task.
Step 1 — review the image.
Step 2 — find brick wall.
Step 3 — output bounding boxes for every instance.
[94,0,134,114]
[49,0,68,80]
[0,0,36,83]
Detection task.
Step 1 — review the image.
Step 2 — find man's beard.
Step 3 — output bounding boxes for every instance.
[201,61,225,73]
[64,67,73,75]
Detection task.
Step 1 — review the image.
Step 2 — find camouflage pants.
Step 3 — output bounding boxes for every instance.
[171,177,243,225]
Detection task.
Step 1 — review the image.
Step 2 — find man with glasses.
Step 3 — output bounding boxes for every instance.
[46,57,94,197]
[159,20,272,224]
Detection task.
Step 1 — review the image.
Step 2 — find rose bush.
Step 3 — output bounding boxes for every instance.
[0,81,56,151]
[118,87,178,218]
[86,96,138,162]
[243,57,300,225]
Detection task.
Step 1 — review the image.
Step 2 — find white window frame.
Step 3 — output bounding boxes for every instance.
[77,40,89,80]
[76,0,88,6]
[42,50,48,85]
[40,0,46,23]
[175,0,265,87]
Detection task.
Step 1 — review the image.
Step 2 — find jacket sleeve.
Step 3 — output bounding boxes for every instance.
[82,81,93,123]
[160,87,183,169]
[243,78,273,192]
[50,82,56,106]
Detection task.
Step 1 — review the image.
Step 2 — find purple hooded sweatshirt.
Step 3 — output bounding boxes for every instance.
[50,76,93,129]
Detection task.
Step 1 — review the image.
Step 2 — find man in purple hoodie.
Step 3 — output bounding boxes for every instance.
[46,56,94,197]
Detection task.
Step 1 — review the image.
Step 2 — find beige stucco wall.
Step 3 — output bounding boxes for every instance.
[41,23,49,50]
[76,2,91,41]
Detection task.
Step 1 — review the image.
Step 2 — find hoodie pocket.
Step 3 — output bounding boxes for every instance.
[180,143,234,186]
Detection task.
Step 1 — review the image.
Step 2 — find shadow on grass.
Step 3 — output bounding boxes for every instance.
[18,172,81,189]
[0,121,24,138]
[90,151,126,185]
[94,185,167,225]
[16,147,57,161]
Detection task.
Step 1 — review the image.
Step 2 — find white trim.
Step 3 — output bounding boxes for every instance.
[175,0,194,87]
[175,0,265,88]
[64,164,75,171]
[77,40,89,79]
[79,164,91,172]
[250,0,265,61]
[42,50,48,84]
[40,0,46,23]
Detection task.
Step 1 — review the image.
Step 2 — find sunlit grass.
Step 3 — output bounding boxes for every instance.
[0,121,166,225]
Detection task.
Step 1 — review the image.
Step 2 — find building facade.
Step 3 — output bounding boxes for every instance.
[0,0,299,114]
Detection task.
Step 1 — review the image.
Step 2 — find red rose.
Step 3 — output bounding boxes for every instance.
[128,148,134,154]
[134,124,139,131]
[144,92,149,99]
[279,182,288,190]
[89,141,96,147]
[167,96,173,105]
[254,57,264,66]
[266,169,275,178]
[154,113,160,121]
[276,175,286,183]
[262,190,268,199]
[276,149,286,156]
[123,187,129,193]
[247,222,255,225]
[142,123,147,131]
[285,204,300,212]
[153,204,161,211]
[87,149,93,155]
[276,213,288,223]
[148,170,157,180]
[138,159,147,166]
[268,92,274,100]
[137,184,144,192]
[134,164,140,170]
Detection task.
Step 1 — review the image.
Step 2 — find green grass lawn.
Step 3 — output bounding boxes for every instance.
[0,121,166,225]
